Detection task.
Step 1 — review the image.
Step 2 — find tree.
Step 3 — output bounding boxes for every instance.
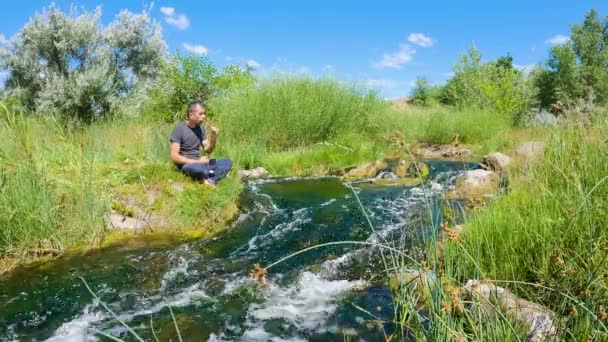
[0,5,165,122]
[143,54,255,122]
[535,9,608,108]
[410,77,441,106]
[441,46,534,125]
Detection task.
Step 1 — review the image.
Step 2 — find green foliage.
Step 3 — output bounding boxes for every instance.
[0,110,108,255]
[209,77,386,151]
[441,46,534,125]
[443,123,608,338]
[535,9,608,109]
[143,54,255,122]
[419,108,511,145]
[0,5,165,122]
[410,77,442,106]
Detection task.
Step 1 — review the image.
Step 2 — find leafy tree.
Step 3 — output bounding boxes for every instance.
[0,5,165,122]
[535,9,608,108]
[410,76,441,106]
[144,54,255,122]
[440,46,533,125]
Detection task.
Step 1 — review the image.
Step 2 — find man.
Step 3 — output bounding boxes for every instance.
[169,101,233,188]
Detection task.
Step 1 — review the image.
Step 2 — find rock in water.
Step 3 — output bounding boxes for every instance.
[238,167,269,180]
[483,152,512,172]
[451,169,499,199]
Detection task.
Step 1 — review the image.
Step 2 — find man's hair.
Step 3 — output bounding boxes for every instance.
[187,100,205,115]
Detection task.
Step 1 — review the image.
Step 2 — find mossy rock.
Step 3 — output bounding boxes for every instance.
[406,161,430,178]
[341,160,388,181]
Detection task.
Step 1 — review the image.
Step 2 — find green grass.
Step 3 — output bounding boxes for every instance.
[443,122,608,337]
[208,76,389,151]
[384,118,608,340]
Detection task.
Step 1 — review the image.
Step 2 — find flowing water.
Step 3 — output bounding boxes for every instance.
[0,160,478,341]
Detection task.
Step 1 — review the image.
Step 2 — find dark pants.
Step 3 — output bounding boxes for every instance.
[180,158,233,183]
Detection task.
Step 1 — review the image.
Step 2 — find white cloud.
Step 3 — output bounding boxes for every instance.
[375,44,416,69]
[442,71,455,78]
[364,79,401,88]
[363,78,411,89]
[298,66,312,75]
[0,34,8,45]
[545,34,570,45]
[183,43,208,55]
[514,63,538,75]
[323,64,335,73]
[246,59,261,69]
[159,7,175,16]
[408,33,435,48]
[160,7,190,30]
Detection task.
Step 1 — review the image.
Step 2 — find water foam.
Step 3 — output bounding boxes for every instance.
[243,271,366,338]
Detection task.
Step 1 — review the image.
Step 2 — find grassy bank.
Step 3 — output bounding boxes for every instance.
[387,118,608,340]
[0,78,409,271]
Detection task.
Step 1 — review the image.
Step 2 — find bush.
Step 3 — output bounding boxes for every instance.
[410,77,442,106]
[143,54,255,122]
[534,9,608,110]
[209,77,386,150]
[440,47,534,125]
[0,5,165,122]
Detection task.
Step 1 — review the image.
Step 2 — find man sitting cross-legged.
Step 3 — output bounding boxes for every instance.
[169,101,233,189]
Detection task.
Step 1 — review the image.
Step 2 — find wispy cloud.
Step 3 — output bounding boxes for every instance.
[375,44,416,69]
[408,33,435,48]
[183,43,208,55]
[160,7,190,30]
[159,7,175,16]
[0,34,8,45]
[514,63,538,75]
[364,79,402,88]
[545,34,570,45]
[246,59,261,69]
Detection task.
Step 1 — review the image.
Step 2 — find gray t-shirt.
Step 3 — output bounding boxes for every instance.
[169,121,207,165]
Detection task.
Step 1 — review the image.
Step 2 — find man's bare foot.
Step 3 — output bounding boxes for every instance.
[202,179,217,189]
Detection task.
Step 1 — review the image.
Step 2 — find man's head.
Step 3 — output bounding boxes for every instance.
[187,101,206,125]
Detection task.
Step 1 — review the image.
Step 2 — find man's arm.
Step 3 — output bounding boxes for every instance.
[202,127,219,153]
[170,143,208,165]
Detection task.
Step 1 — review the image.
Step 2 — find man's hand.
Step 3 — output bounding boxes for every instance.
[199,156,210,165]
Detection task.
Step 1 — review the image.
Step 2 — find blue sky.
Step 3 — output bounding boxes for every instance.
[1,1,607,98]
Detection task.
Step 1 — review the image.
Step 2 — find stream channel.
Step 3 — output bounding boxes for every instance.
[0,160,478,341]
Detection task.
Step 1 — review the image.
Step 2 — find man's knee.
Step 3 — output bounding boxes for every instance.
[219,158,233,170]
[181,163,206,180]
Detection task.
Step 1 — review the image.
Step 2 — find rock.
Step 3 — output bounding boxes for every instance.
[170,182,185,193]
[482,152,512,172]
[106,211,167,231]
[237,167,269,180]
[406,161,430,178]
[452,170,500,198]
[515,141,546,162]
[390,270,437,305]
[341,160,388,181]
[376,171,399,180]
[416,144,472,159]
[464,280,557,342]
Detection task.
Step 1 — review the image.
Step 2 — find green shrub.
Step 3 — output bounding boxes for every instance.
[0,5,165,122]
[143,54,254,122]
[441,47,534,125]
[410,77,442,107]
[209,77,386,151]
